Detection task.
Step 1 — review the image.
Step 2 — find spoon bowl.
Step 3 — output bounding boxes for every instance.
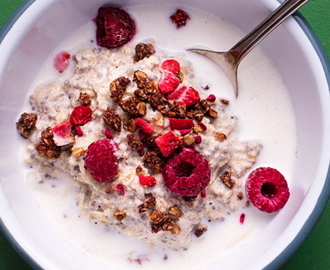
[188,0,309,97]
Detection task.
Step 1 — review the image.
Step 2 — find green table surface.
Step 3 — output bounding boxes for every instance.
[1,0,330,269]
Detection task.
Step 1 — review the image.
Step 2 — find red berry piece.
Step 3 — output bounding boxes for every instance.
[246,167,290,213]
[54,51,70,73]
[74,125,83,137]
[52,121,74,146]
[163,150,211,196]
[116,183,125,195]
[85,139,119,183]
[169,118,194,130]
[104,128,113,139]
[240,213,245,224]
[206,94,216,102]
[160,59,180,75]
[158,71,180,94]
[69,106,92,126]
[167,86,200,107]
[170,9,190,29]
[155,131,182,157]
[139,176,157,187]
[134,118,154,134]
[95,7,136,49]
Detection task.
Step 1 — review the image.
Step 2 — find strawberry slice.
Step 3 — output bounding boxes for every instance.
[167,86,200,107]
[54,52,71,73]
[52,122,74,146]
[134,118,154,134]
[139,175,157,186]
[160,59,180,75]
[158,71,180,94]
[169,118,194,130]
[155,131,182,157]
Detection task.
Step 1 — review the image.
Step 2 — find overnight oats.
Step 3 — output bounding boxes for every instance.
[16,6,291,257]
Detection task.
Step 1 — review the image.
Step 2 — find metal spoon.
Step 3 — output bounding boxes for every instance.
[188,0,309,97]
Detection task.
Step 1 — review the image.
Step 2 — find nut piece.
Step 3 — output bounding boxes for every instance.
[78,92,92,106]
[71,147,86,157]
[149,210,165,224]
[138,195,156,213]
[214,132,227,142]
[194,224,208,237]
[168,206,184,217]
[119,97,147,117]
[110,76,130,103]
[35,127,62,159]
[16,112,37,138]
[152,113,164,127]
[113,210,127,221]
[102,107,121,131]
[133,43,155,62]
[220,171,235,189]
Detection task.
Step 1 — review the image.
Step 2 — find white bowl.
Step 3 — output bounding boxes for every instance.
[0,0,330,269]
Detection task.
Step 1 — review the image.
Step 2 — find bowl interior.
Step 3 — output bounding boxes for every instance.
[0,0,329,269]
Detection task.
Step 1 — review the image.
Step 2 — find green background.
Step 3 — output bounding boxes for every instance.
[0,0,330,269]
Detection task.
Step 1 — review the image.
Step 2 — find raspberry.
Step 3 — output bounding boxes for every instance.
[54,51,70,73]
[160,59,180,75]
[170,9,190,28]
[95,7,136,49]
[155,131,182,157]
[169,118,194,130]
[116,183,125,195]
[163,150,211,196]
[206,94,216,102]
[245,167,290,213]
[85,139,119,183]
[69,106,92,126]
[74,125,83,137]
[134,118,154,134]
[158,71,180,94]
[139,176,157,187]
[167,86,200,107]
[52,122,74,146]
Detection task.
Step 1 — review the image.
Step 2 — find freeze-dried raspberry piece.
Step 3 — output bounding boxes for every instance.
[163,150,211,196]
[169,118,194,130]
[160,59,180,75]
[139,176,157,187]
[52,122,74,146]
[155,131,182,157]
[54,51,71,73]
[95,7,136,49]
[245,167,290,213]
[69,106,92,126]
[134,118,154,134]
[85,139,119,183]
[158,71,180,94]
[170,9,190,28]
[167,86,200,107]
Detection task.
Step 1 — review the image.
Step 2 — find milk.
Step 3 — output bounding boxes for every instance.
[25,4,297,269]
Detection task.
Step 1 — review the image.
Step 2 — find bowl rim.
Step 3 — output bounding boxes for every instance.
[0,0,330,269]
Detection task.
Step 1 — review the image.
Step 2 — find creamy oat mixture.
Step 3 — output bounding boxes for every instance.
[19,41,261,250]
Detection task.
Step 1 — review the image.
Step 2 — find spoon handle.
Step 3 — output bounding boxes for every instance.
[228,0,309,64]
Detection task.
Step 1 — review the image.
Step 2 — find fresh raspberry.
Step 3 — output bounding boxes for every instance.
[158,71,180,94]
[134,118,154,134]
[52,122,74,146]
[162,150,211,196]
[167,86,200,107]
[85,139,119,183]
[95,7,136,49]
[139,176,157,187]
[170,9,190,28]
[169,118,194,130]
[69,106,92,126]
[245,167,290,213]
[155,131,182,157]
[160,59,180,75]
[54,51,70,73]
